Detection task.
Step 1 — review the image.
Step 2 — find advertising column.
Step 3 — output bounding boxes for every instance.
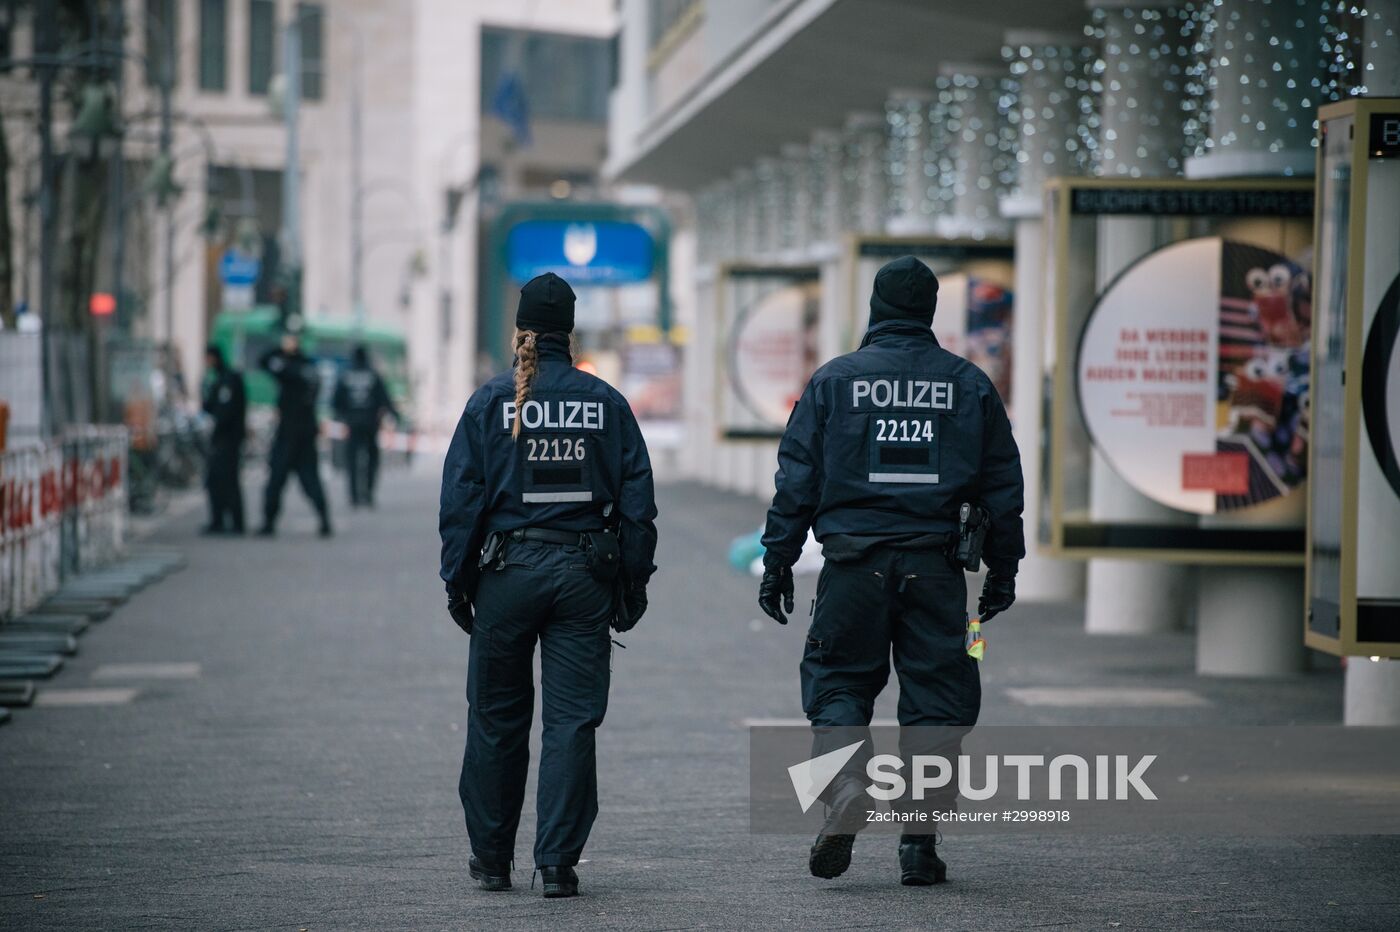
[1307,97,1400,722]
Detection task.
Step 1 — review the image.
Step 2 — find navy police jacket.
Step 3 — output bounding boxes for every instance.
[202,367,247,446]
[333,365,398,432]
[260,348,321,435]
[761,318,1025,573]
[439,335,659,596]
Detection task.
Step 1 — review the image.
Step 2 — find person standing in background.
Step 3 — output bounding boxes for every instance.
[258,330,333,538]
[333,345,400,509]
[201,344,247,535]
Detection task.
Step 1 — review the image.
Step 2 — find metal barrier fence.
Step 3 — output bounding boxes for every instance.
[0,426,128,623]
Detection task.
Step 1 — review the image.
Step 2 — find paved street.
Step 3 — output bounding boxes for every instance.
[2,470,1398,930]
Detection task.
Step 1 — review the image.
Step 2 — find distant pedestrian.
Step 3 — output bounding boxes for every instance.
[201,344,246,534]
[258,330,332,537]
[333,345,400,508]
[439,272,658,898]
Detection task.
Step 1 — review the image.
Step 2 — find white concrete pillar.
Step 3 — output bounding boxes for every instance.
[1196,566,1306,676]
[1001,32,1100,602]
[1184,0,1328,179]
[1180,0,1329,673]
[1085,216,1192,634]
[885,88,938,236]
[840,112,887,236]
[932,65,1014,241]
[1345,659,1400,725]
[1080,4,1198,635]
[1009,217,1085,602]
[1361,0,1400,96]
[811,129,844,249]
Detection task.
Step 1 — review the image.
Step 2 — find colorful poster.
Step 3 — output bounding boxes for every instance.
[723,271,821,433]
[1077,236,1312,515]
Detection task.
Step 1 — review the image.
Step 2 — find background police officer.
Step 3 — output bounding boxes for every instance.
[257,330,333,538]
[201,344,247,534]
[758,255,1023,886]
[439,272,657,898]
[332,344,400,508]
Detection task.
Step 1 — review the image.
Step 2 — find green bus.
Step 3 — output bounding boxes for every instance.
[209,307,412,421]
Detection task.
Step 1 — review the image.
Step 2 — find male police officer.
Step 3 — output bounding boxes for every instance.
[758,255,1023,886]
[258,330,333,537]
[201,344,247,534]
[333,345,400,508]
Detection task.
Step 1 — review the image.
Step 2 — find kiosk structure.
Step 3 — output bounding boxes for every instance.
[1306,98,1400,723]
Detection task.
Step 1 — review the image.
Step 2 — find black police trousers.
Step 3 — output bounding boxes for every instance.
[801,546,979,817]
[345,425,380,506]
[461,539,613,868]
[205,437,244,531]
[262,428,329,528]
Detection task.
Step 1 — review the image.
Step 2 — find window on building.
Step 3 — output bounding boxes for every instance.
[199,0,227,92]
[247,0,275,95]
[297,3,324,100]
[145,0,178,88]
[480,27,613,124]
[249,0,275,93]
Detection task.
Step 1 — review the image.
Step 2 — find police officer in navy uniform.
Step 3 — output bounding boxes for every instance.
[332,345,400,508]
[201,344,247,534]
[439,272,657,898]
[257,330,333,537]
[758,256,1023,886]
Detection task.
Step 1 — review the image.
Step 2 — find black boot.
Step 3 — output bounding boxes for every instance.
[469,855,511,892]
[539,865,578,898]
[255,523,275,537]
[898,834,946,886]
[809,775,868,879]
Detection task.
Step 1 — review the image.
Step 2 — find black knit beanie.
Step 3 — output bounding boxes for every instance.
[516,272,576,334]
[868,255,939,326]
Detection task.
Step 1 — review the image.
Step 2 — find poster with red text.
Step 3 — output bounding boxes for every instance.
[1077,237,1312,515]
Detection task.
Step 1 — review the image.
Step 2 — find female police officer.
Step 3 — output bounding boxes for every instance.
[439,272,657,898]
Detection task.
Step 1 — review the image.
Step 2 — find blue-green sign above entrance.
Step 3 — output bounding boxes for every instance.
[505,219,655,284]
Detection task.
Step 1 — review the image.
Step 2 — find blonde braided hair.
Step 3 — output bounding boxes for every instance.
[511,329,539,440]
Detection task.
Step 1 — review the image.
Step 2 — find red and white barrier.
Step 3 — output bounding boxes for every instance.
[0,426,127,622]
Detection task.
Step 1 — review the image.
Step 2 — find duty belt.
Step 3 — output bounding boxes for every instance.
[509,527,597,547]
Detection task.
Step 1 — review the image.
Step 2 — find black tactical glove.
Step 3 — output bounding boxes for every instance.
[978,570,1016,622]
[758,563,795,625]
[613,584,647,633]
[447,591,473,635]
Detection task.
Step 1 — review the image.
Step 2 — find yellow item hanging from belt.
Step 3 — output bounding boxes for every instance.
[965,618,986,661]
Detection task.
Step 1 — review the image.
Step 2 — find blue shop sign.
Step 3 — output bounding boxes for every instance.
[219,250,261,286]
[506,220,654,285]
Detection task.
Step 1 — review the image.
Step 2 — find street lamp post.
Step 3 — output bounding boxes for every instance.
[34,0,58,435]
[350,28,364,330]
[279,15,303,326]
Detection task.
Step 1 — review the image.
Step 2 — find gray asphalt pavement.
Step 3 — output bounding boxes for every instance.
[2,470,1397,930]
